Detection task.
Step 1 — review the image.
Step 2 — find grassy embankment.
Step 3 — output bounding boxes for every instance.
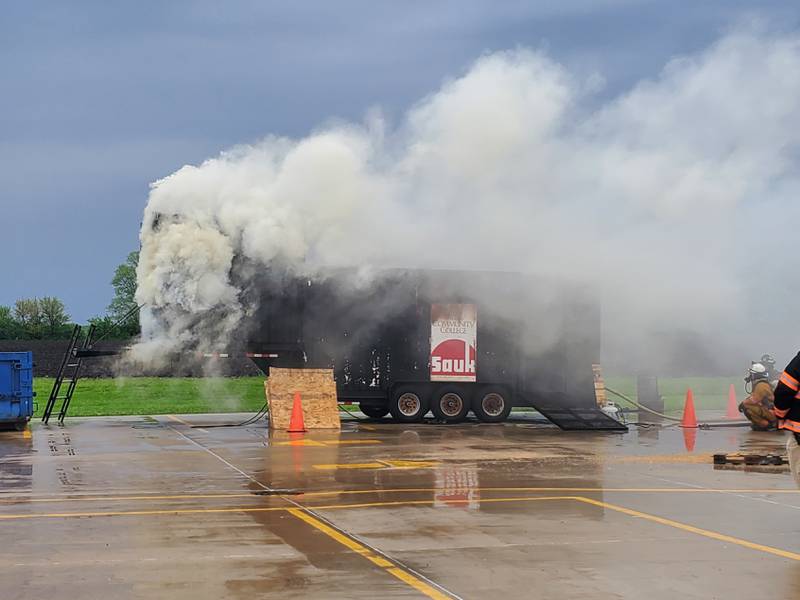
[32,377,267,417]
[31,375,744,417]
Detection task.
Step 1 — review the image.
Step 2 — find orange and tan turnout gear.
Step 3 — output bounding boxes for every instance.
[773,352,800,487]
[739,379,777,431]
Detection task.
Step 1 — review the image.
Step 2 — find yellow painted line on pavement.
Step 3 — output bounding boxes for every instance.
[274,439,381,447]
[287,507,454,600]
[313,462,385,470]
[309,496,574,511]
[574,496,800,562]
[317,495,800,564]
[166,415,192,426]
[5,494,800,564]
[0,505,287,521]
[2,486,800,506]
[301,486,800,497]
[379,460,438,469]
[0,495,565,521]
[274,439,326,447]
[3,491,799,579]
[2,486,799,505]
[313,460,438,471]
[288,508,386,563]
[22,429,32,439]
[386,567,453,599]
[0,493,263,505]
[361,486,779,495]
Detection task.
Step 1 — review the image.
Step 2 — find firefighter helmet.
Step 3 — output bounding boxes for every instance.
[749,362,768,382]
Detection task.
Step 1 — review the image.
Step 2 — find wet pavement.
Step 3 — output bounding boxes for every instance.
[1,412,798,599]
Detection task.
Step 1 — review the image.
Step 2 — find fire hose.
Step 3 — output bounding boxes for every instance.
[605,386,752,429]
[604,386,683,422]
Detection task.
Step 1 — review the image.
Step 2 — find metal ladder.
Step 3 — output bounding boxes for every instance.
[42,324,97,425]
[40,305,142,424]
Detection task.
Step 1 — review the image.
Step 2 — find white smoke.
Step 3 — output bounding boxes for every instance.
[133,26,800,372]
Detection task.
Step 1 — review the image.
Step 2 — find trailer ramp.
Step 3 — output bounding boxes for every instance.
[531,405,628,431]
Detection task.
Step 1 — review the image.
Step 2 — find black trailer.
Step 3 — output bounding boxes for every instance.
[245,268,625,431]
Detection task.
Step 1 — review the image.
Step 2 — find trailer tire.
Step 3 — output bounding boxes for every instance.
[360,404,390,419]
[389,387,429,423]
[472,387,512,422]
[431,387,470,423]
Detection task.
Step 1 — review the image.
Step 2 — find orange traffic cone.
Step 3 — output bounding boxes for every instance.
[287,392,307,433]
[725,384,739,419]
[681,388,698,428]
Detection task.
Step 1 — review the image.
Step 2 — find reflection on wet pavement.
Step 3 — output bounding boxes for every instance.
[0,414,798,599]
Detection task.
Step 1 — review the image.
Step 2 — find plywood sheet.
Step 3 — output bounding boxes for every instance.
[266,368,340,430]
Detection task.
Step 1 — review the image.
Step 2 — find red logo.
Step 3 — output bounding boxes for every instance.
[431,339,476,377]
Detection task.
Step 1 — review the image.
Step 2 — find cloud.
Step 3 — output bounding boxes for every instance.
[132,26,800,370]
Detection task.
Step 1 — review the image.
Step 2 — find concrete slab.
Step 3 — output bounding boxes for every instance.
[0,413,798,599]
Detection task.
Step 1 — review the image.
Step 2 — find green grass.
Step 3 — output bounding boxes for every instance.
[31,375,745,418]
[605,376,742,414]
[33,377,267,417]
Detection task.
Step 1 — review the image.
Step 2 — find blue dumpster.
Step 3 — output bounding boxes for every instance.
[0,352,34,430]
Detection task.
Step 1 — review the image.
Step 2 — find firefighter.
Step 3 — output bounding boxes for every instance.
[760,353,779,384]
[773,352,800,487]
[739,363,777,431]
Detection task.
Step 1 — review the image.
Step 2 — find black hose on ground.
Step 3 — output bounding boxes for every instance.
[338,404,370,421]
[194,402,269,428]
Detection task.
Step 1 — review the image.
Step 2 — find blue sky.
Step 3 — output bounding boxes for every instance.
[1,1,797,322]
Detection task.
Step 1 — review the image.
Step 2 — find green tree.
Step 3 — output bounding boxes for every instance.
[0,306,20,339]
[14,298,43,339]
[107,251,140,336]
[88,315,134,340]
[39,296,71,338]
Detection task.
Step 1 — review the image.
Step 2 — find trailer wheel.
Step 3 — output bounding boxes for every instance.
[431,387,470,423]
[389,387,428,423]
[473,388,512,423]
[359,404,390,419]
[14,421,27,432]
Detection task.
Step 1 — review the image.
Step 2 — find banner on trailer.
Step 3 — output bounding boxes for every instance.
[430,304,477,382]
